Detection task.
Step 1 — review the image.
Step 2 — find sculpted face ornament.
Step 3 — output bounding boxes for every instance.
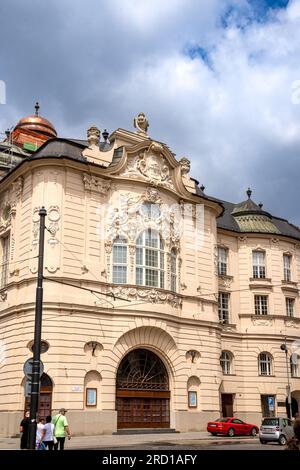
[87,125,100,147]
[134,112,149,136]
[179,157,191,177]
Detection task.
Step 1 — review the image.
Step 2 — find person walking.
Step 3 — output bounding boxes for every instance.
[36,417,46,450]
[19,411,30,450]
[52,408,71,450]
[43,415,55,450]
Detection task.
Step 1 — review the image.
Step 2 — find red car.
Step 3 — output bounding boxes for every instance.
[207,417,259,437]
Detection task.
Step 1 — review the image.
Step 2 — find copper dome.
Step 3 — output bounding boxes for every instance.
[15,114,57,138]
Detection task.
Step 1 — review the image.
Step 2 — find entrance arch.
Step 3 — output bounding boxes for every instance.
[25,373,53,419]
[116,348,170,429]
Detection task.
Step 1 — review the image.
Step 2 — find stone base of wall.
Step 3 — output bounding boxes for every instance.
[173,411,220,432]
[0,411,117,438]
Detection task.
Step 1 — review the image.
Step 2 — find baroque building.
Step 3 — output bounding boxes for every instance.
[0,109,299,436]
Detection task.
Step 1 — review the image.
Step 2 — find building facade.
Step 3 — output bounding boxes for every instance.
[0,111,299,436]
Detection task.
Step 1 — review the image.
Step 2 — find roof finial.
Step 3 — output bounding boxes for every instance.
[102,129,109,142]
[134,112,149,136]
[246,187,252,199]
[200,184,205,192]
[258,202,263,209]
[35,101,40,116]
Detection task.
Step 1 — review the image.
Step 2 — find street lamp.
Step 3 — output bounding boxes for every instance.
[280,339,292,419]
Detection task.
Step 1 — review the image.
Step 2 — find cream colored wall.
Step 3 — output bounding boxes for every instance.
[0,136,299,436]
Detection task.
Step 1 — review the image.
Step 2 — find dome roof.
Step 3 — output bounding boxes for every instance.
[14,102,57,138]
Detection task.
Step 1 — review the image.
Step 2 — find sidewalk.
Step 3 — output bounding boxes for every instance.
[0,432,257,450]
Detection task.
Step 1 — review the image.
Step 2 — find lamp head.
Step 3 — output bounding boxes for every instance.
[280,344,287,351]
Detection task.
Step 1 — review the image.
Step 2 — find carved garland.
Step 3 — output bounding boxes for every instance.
[105,286,182,309]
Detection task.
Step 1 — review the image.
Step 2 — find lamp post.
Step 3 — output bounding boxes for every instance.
[28,207,47,449]
[280,338,292,419]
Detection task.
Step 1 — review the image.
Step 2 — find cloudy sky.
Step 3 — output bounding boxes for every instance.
[0,0,300,225]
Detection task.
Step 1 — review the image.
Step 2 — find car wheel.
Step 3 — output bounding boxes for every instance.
[250,427,257,437]
[278,435,287,446]
[210,433,217,436]
[259,439,267,445]
[228,428,235,437]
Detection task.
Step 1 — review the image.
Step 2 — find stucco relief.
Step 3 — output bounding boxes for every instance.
[0,177,23,233]
[120,142,175,190]
[251,317,274,326]
[105,286,182,308]
[83,173,111,194]
[45,206,61,273]
[284,319,299,329]
[218,276,233,289]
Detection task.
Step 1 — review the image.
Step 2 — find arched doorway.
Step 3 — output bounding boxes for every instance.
[116,349,170,429]
[25,373,53,419]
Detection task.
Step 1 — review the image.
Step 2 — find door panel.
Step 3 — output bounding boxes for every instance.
[221,394,234,418]
[117,397,170,428]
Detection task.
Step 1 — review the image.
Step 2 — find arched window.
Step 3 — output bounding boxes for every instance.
[258,353,272,376]
[112,236,128,284]
[170,249,177,292]
[136,229,164,288]
[290,355,298,378]
[220,351,232,375]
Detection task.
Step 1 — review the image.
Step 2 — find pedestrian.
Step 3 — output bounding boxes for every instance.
[36,417,46,450]
[19,411,30,450]
[52,408,71,450]
[43,415,55,450]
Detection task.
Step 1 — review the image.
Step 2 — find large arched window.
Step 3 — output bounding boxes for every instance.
[220,351,232,375]
[112,236,128,284]
[170,249,177,292]
[258,353,272,376]
[136,229,165,288]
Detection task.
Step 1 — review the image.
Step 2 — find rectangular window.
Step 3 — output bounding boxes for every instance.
[218,293,230,323]
[253,251,266,279]
[86,388,97,407]
[283,255,292,282]
[218,247,228,276]
[112,266,127,284]
[255,295,268,315]
[286,298,294,317]
[1,235,10,289]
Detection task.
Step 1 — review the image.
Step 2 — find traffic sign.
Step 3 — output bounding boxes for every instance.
[268,396,275,411]
[23,357,44,378]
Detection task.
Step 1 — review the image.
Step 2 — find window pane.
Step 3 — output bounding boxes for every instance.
[136,267,143,285]
[145,269,158,287]
[136,247,143,266]
[113,245,127,264]
[113,266,127,284]
[145,249,158,267]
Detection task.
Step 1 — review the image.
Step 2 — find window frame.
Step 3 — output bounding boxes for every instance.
[218,292,230,324]
[135,229,165,289]
[218,247,228,276]
[255,295,268,316]
[283,254,292,282]
[220,351,232,375]
[112,236,128,284]
[1,234,10,289]
[252,250,266,279]
[258,353,272,376]
[170,248,177,292]
[286,298,294,317]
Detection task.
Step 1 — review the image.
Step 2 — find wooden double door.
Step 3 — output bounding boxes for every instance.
[116,391,170,429]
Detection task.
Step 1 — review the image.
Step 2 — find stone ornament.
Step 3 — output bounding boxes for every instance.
[47,206,60,246]
[87,125,100,147]
[120,142,175,190]
[83,173,111,194]
[251,317,274,326]
[133,112,149,136]
[105,285,182,308]
[179,157,191,177]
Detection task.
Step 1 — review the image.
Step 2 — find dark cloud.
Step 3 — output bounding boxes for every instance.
[0,0,299,226]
